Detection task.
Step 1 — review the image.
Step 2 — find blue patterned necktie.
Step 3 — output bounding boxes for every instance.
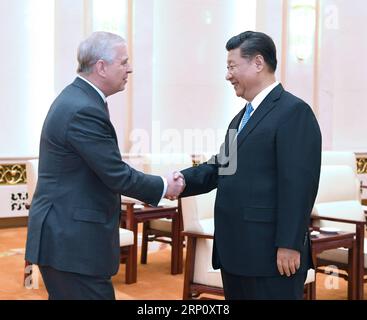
[238,103,254,134]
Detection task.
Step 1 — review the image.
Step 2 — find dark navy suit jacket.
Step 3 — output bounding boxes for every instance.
[181,84,322,277]
[25,78,163,277]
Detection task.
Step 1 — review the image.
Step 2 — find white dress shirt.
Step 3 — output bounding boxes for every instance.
[77,75,107,103]
[245,81,280,117]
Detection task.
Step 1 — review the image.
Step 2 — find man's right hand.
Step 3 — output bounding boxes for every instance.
[165,171,186,200]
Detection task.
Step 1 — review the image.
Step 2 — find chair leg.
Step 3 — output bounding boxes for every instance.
[171,215,182,274]
[310,281,316,300]
[141,221,149,264]
[183,236,196,300]
[304,282,316,300]
[125,245,137,284]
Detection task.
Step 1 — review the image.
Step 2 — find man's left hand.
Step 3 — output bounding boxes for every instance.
[276,248,300,277]
[164,171,186,200]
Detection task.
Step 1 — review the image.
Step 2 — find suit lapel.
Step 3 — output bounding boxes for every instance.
[235,84,283,150]
[72,77,106,109]
[72,77,118,143]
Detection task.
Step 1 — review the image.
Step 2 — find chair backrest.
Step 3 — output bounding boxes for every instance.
[321,151,361,200]
[26,159,39,204]
[321,151,357,174]
[313,165,365,232]
[143,153,193,176]
[180,190,216,234]
[315,165,359,204]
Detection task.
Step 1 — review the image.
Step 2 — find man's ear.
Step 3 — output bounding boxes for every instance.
[95,60,107,78]
[254,55,265,72]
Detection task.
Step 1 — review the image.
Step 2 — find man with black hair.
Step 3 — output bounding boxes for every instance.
[175,31,321,299]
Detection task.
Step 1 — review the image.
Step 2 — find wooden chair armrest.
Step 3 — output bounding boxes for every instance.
[121,200,136,206]
[121,197,144,206]
[311,214,366,226]
[181,231,214,240]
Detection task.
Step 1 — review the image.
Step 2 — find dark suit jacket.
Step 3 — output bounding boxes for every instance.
[181,84,321,277]
[25,78,163,277]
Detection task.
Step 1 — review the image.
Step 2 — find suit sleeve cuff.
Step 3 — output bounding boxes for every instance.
[160,176,168,200]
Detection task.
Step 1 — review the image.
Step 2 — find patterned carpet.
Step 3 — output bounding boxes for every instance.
[0,227,364,300]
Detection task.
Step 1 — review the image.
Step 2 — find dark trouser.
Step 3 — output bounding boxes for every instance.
[39,265,115,300]
[220,269,307,300]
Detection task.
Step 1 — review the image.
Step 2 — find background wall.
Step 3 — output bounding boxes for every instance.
[150,0,256,155]
[258,0,367,152]
[0,0,55,158]
[0,0,366,158]
[318,0,367,151]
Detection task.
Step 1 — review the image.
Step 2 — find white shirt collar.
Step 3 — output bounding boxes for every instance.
[77,75,107,103]
[248,81,279,113]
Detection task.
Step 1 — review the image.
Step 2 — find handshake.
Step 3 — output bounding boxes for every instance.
[164,171,186,200]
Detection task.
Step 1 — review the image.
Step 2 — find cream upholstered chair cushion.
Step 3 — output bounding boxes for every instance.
[315,165,359,204]
[119,228,134,247]
[304,269,315,285]
[181,190,222,288]
[193,228,223,288]
[26,159,39,204]
[181,190,216,235]
[321,151,361,200]
[321,151,357,173]
[148,218,172,233]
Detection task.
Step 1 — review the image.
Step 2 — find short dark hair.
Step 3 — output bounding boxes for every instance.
[226,31,277,73]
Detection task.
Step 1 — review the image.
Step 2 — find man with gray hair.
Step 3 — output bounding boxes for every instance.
[25,32,184,300]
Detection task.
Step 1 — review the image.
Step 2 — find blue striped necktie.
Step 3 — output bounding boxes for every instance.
[238,103,254,134]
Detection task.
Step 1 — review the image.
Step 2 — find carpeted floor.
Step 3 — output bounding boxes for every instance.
[0,227,364,300]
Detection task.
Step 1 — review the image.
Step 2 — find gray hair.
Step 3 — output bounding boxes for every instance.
[77,31,126,74]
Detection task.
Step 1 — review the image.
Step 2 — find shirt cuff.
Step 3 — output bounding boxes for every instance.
[161,176,168,200]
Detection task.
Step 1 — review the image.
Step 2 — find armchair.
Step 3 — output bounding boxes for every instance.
[180,190,223,299]
[311,164,366,299]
